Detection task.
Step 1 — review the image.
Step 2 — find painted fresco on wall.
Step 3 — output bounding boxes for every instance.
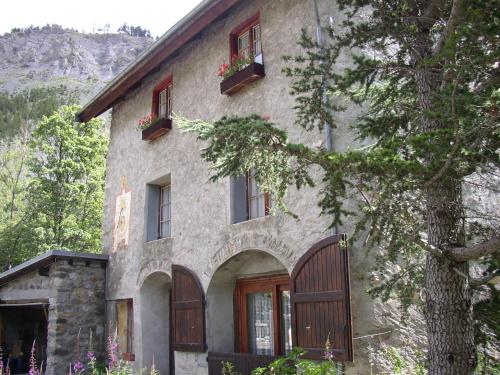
[113,177,131,252]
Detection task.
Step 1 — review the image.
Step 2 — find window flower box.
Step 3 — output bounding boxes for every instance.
[220,62,265,95]
[141,117,172,141]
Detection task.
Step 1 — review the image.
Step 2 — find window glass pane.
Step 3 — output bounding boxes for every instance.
[257,193,265,217]
[159,185,171,238]
[247,292,274,355]
[280,291,292,354]
[238,31,250,58]
[161,221,170,238]
[250,197,258,219]
[252,24,261,55]
[159,89,167,118]
[166,84,172,119]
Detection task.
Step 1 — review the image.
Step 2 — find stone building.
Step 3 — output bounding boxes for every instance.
[0,251,107,375]
[1,0,426,374]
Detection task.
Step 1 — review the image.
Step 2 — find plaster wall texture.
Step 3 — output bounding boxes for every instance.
[103,0,424,374]
[0,260,106,375]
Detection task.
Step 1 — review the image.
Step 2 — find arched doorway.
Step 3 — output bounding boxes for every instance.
[206,250,290,362]
[140,272,172,374]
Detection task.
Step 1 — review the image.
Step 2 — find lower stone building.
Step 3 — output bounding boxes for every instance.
[0,251,107,375]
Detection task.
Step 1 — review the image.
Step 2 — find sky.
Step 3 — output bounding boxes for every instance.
[0,0,204,37]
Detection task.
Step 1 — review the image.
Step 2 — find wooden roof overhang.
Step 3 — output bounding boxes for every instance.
[78,0,241,122]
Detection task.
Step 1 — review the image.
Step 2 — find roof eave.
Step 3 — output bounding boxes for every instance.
[0,250,108,287]
[78,0,240,122]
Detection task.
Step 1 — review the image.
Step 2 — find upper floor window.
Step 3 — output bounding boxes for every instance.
[159,184,171,238]
[152,76,172,120]
[146,176,171,241]
[247,170,269,219]
[230,14,263,64]
[231,170,270,223]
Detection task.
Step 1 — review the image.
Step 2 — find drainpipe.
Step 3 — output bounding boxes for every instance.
[313,0,338,235]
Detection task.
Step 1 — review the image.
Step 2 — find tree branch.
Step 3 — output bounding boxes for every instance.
[450,234,500,261]
[433,0,464,55]
[470,270,499,287]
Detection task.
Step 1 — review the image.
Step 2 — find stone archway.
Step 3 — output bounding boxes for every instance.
[139,272,171,375]
[206,249,290,353]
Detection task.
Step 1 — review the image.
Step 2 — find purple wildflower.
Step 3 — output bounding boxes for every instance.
[0,346,4,375]
[72,361,85,373]
[107,335,118,369]
[87,351,96,362]
[324,334,334,361]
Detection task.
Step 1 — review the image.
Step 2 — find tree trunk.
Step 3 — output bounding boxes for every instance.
[425,183,475,374]
[414,31,476,373]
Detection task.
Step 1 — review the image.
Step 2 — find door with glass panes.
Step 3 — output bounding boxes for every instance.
[235,276,291,355]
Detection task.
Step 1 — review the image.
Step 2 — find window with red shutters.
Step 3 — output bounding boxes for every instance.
[229,13,262,64]
[152,75,173,120]
[290,234,353,361]
[171,265,206,352]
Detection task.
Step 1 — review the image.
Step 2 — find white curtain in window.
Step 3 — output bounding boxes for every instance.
[247,292,274,355]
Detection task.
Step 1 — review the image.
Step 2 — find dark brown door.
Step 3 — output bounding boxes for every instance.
[290,234,353,361]
[171,265,206,352]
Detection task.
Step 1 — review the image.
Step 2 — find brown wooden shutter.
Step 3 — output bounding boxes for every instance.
[172,265,206,352]
[290,234,353,361]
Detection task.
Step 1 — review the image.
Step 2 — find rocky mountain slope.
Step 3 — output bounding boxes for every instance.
[0,24,153,100]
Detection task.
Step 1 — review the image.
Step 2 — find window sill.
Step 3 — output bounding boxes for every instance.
[142,117,172,141]
[220,62,265,95]
[145,236,172,244]
[231,214,272,226]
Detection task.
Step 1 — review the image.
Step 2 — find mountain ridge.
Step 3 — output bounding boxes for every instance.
[0,24,154,101]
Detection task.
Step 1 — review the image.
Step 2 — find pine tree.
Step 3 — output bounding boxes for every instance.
[178,0,499,373]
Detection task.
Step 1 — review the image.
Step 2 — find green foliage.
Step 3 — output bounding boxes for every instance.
[221,361,241,375]
[251,348,342,375]
[0,86,79,138]
[25,105,108,255]
[0,135,31,268]
[0,105,108,267]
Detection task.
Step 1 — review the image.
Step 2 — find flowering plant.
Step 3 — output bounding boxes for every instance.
[217,53,255,80]
[137,113,157,131]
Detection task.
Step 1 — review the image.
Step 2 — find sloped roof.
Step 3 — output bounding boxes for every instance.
[78,0,241,122]
[0,250,108,286]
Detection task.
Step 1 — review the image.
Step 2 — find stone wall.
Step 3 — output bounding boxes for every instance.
[46,260,106,374]
[0,257,106,375]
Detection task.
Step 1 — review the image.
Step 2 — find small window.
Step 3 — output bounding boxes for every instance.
[146,177,171,241]
[152,76,173,120]
[231,170,270,223]
[235,276,291,355]
[247,170,270,219]
[159,184,171,238]
[116,299,134,361]
[230,14,263,64]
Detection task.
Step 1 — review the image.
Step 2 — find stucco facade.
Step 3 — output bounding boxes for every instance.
[99,0,424,374]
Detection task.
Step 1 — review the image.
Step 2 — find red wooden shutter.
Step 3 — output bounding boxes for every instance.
[290,234,353,361]
[172,265,206,352]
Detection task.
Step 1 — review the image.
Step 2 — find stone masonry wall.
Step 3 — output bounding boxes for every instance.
[46,260,106,375]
